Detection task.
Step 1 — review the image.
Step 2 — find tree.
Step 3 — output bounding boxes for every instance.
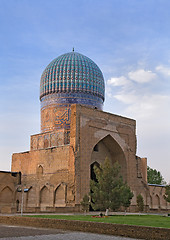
[90,157,133,213]
[164,185,170,203]
[80,194,90,213]
[121,185,134,212]
[136,194,144,212]
[147,166,166,185]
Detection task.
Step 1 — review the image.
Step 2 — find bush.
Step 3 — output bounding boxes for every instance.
[137,194,144,212]
[80,194,90,213]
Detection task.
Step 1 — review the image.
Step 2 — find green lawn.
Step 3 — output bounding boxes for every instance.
[26,214,170,228]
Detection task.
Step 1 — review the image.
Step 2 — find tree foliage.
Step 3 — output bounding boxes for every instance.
[121,185,134,210]
[80,194,90,213]
[90,157,133,211]
[136,194,144,212]
[147,166,166,185]
[164,185,170,203]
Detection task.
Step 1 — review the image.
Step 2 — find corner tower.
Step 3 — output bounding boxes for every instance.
[40,51,105,132]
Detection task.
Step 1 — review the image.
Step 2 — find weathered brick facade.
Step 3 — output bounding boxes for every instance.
[0,104,167,213]
[0,171,21,213]
[0,51,169,213]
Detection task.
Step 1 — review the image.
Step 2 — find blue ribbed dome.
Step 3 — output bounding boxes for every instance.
[40,52,105,102]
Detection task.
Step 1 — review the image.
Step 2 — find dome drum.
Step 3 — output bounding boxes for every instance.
[41,92,103,111]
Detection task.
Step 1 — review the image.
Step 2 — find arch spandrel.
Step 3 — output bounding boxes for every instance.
[92,132,129,154]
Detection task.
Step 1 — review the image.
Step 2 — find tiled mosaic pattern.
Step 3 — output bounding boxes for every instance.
[40,52,105,102]
[41,104,71,132]
[54,106,71,129]
[41,92,103,110]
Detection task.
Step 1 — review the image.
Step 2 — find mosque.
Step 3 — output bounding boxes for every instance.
[0,50,169,213]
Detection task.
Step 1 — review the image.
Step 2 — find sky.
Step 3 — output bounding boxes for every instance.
[0,0,169,183]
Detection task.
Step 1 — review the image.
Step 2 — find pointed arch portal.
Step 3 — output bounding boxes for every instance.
[91,134,127,181]
[0,186,13,204]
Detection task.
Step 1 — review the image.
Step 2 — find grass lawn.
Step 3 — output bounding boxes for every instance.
[26,214,170,229]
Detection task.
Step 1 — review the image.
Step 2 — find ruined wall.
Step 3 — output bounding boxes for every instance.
[10,119,76,212]
[0,171,21,213]
[30,129,70,151]
[12,145,70,175]
[148,185,170,211]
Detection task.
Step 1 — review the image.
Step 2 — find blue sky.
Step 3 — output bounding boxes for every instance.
[0,0,170,182]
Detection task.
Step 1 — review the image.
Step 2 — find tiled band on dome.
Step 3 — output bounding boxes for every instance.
[41,93,103,110]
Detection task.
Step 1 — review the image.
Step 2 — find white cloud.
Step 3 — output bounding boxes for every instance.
[105,84,113,98]
[107,76,129,86]
[125,93,170,183]
[114,93,139,104]
[125,94,170,123]
[114,92,170,124]
[128,69,157,83]
[107,84,170,182]
[156,65,170,76]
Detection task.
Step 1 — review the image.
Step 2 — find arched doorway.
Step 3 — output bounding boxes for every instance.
[0,186,13,204]
[155,195,160,209]
[54,184,66,207]
[40,186,49,211]
[26,187,36,208]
